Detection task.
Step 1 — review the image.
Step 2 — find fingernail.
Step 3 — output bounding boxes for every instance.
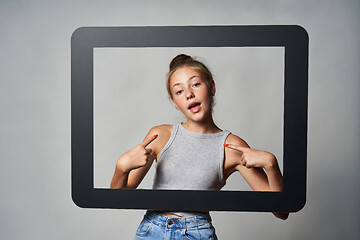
[154,134,158,138]
[224,144,228,147]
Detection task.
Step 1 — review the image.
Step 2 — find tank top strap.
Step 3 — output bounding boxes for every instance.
[157,123,179,161]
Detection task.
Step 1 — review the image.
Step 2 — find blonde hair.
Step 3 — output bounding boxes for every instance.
[166,54,215,110]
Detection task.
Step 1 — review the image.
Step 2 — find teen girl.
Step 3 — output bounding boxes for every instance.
[111,54,289,239]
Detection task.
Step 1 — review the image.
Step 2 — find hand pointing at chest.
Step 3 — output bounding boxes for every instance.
[117,134,158,173]
[224,144,276,169]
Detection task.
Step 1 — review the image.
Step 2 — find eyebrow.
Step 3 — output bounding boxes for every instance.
[171,75,199,89]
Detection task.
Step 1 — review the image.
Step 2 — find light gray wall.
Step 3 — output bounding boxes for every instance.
[94,47,284,190]
[1,1,359,239]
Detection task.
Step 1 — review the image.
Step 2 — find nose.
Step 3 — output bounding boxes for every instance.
[185,88,195,100]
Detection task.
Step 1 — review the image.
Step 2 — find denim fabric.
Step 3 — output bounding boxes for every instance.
[134,211,218,240]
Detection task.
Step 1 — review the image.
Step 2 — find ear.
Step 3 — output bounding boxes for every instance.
[211,80,216,96]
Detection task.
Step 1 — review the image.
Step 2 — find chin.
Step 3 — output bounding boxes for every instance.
[184,107,211,121]
[188,114,207,122]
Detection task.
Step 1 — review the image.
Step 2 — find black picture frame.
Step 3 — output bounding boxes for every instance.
[71,25,308,212]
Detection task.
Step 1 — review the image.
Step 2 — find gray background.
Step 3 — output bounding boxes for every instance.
[94,47,284,190]
[1,0,359,239]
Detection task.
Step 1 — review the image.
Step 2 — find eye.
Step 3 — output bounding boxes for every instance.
[175,90,183,95]
[193,83,200,87]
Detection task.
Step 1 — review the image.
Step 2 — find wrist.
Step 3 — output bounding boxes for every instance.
[116,158,131,174]
[264,153,277,170]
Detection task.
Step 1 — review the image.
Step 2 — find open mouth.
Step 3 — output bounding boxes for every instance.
[188,102,201,109]
[188,102,201,112]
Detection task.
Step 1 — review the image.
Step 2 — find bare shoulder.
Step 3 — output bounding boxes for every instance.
[148,124,173,139]
[143,124,173,158]
[225,133,250,147]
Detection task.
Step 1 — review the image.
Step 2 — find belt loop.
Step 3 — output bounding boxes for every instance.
[165,216,169,228]
[195,216,200,237]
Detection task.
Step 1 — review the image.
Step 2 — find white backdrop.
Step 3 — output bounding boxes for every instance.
[1,1,359,239]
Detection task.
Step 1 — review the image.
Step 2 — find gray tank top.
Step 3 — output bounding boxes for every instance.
[153,122,231,191]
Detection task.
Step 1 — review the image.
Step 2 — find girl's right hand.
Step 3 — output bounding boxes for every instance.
[116,134,158,174]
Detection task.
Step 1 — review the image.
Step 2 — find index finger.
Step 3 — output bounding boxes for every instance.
[141,134,158,148]
[224,144,249,152]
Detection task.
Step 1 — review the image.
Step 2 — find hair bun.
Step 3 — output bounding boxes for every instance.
[169,54,192,71]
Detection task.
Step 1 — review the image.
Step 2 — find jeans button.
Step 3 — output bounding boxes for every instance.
[168,220,173,225]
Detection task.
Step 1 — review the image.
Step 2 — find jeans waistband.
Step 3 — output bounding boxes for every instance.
[145,210,212,229]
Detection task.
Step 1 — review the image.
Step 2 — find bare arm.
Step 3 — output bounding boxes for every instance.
[262,155,289,220]
[225,136,289,220]
[110,162,130,189]
[110,128,159,189]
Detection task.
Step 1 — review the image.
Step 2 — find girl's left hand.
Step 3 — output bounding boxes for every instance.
[224,144,276,169]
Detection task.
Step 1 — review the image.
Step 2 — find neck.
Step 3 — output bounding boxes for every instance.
[182,115,222,134]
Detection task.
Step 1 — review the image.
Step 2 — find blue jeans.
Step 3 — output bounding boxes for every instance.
[134,211,218,240]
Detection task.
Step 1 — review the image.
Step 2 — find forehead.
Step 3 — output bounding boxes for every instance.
[170,66,202,87]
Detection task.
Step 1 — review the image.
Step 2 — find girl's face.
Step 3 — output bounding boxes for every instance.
[170,66,214,122]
